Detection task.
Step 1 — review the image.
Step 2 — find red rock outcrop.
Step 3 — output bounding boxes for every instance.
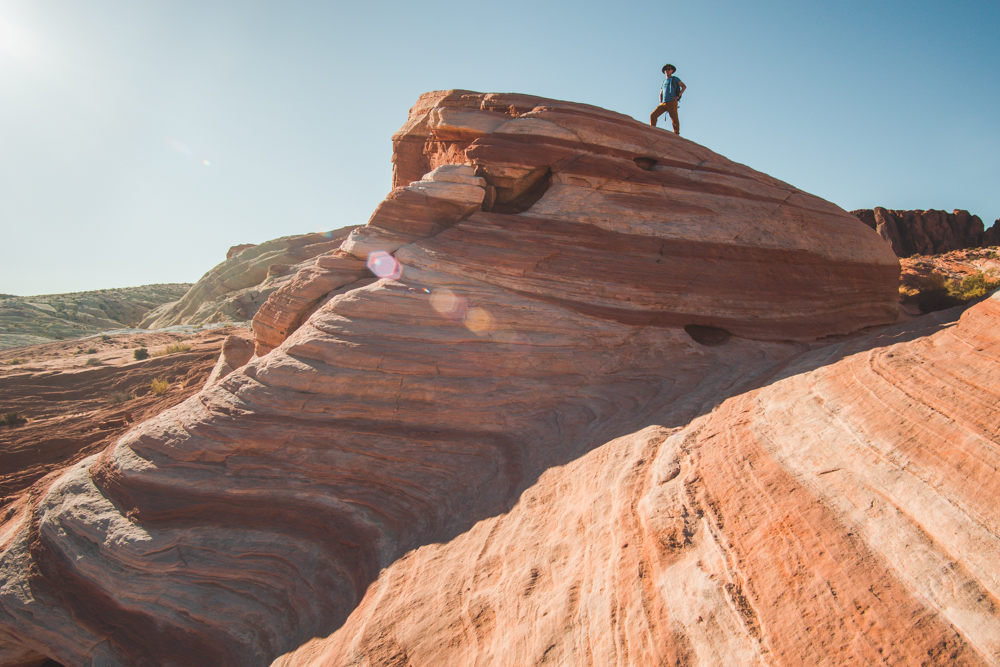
[252,90,899,357]
[852,207,993,256]
[986,220,1000,247]
[0,91,904,666]
[275,292,1000,666]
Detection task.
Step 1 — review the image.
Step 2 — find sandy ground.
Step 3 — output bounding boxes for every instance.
[0,326,249,514]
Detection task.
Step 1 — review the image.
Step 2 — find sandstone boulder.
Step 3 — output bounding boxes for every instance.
[0,91,904,666]
[203,334,255,389]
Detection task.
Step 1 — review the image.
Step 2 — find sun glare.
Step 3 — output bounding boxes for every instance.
[0,18,32,61]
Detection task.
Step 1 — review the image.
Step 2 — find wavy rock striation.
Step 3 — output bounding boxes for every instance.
[275,291,1000,666]
[0,91,901,666]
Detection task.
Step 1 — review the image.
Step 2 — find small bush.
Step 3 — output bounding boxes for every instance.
[84,357,102,367]
[101,334,111,341]
[133,348,149,360]
[107,390,136,405]
[7,358,24,365]
[2,412,26,426]
[86,347,97,354]
[151,343,191,357]
[150,378,169,395]
[949,272,1000,301]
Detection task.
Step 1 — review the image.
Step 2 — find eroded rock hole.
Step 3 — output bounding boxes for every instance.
[684,324,731,346]
[475,166,552,214]
[634,157,658,171]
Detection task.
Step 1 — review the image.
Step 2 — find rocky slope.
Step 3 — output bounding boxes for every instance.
[0,91,920,666]
[140,230,355,330]
[852,207,999,256]
[275,290,1000,666]
[0,285,191,351]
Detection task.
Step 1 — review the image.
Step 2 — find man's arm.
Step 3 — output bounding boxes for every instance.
[677,80,687,100]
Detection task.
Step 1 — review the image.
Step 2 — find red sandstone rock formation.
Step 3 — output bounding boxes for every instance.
[0,92,907,666]
[852,207,993,256]
[275,292,1000,666]
[252,91,899,357]
[986,220,1000,247]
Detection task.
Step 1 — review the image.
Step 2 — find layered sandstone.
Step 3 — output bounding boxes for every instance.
[140,229,354,330]
[0,327,247,510]
[253,90,900,357]
[276,291,1000,666]
[0,91,904,666]
[852,207,996,256]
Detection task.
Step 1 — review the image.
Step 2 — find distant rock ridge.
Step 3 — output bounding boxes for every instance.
[0,284,191,351]
[851,207,1000,256]
[140,229,355,330]
[0,91,907,666]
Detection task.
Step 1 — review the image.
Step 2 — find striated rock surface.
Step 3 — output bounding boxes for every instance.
[0,328,247,512]
[275,291,1000,667]
[852,207,994,256]
[253,90,899,357]
[0,91,904,666]
[140,229,355,330]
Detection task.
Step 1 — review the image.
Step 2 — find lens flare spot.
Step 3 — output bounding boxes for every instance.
[0,19,34,61]
[430,289,463,316]
[367,251,402,280]
[464,307,495,335]
[202,159,211,166]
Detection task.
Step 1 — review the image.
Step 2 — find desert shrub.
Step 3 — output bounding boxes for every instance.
[2,412,26,426]
[107,390,136,405]
[7,358,24,365]
[150,378,169,395]
[84,357,101,367]
[152,343,192,357]
[86,347,97,354]
[949,272,1000,301]
[914,271,948,291]
[101,334,111,341]
[133,348,149,360]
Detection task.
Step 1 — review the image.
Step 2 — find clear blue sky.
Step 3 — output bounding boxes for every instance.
[2,0,998,296]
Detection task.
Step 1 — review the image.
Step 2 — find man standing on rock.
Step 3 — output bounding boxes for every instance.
[650,64,686,134]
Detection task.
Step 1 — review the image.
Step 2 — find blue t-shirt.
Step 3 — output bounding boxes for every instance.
[660,76,683,103]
